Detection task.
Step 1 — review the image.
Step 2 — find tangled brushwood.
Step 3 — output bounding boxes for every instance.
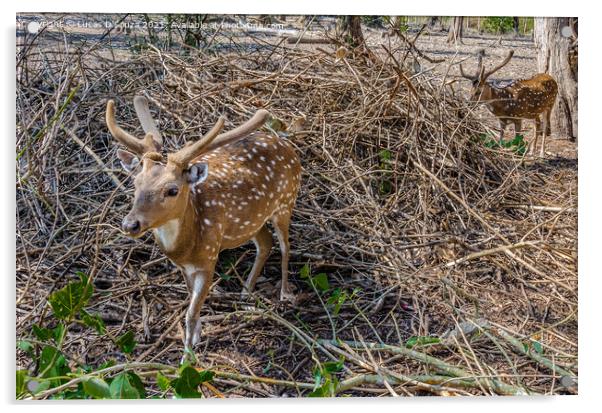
[16,28,577,398]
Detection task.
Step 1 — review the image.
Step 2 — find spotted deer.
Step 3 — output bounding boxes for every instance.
[106,96,302,361]
[460,50,558,156]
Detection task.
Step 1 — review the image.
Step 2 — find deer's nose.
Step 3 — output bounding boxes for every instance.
[122,216,141,235]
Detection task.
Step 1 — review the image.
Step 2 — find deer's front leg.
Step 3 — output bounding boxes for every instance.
[181,263,214,363]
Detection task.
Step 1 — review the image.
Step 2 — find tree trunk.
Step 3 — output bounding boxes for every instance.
[428,16,441,30]
[447,17,463,44]
[534,17,578,140]
[337,16,365,48]
[513,17,520,37]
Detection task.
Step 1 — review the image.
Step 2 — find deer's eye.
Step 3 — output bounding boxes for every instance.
[165,187,179,197]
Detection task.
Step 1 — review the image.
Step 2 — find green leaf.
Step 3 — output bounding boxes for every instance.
[327,288,348,316]
[379,149,392,162]
[81,310,106,335]
[57,383,86,399]
[171,366,203,398]
[308,376,338,397]
[115,331,137,354]
[156,372,171,392]
[322,359,344,374]
[109,372,144,399]
[32,324,52,341]
[48,273,93,320]
[218,272,232,281]
[53,323,66,344]
[313,273,330,292]
[197,370,214,383]
[17,340,34,355]
[405,336,440,348]
[16,370,28,398]
[299,263,310,279]
[531,340,543,354]
[39,346,69,387]
[83,377,111,399]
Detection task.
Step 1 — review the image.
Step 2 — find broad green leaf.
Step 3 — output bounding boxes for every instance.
[17,340,34,355]
[127,371,146,397]
[32,324,52,341]
[322,359,344,374]
[299,263,310,279]
[313,273,330,292]
[109,372,143,399]
[39,346,69,387]
[197,370,214,383]
[48,274,93,320]
[115,331,136,354]
[83,377,111,399]
[53,323,66,344]
[81,310,106,335]
[156,372,171,392]
[171,366,203,398]
[308,377,338,397]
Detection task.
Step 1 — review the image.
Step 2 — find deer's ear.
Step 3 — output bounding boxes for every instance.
[117,149,139,172]
[186,162,209,185]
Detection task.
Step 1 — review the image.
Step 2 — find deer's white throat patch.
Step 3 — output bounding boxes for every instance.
[153,219,180,251]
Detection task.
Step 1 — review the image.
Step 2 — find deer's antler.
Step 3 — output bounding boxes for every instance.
[168,117,226,168]
[168,109,271,168]
[133,96,163,146]
[106,100,161,155]
[459,64,474,80]
[483,50,514,80]
[205,109,270,152]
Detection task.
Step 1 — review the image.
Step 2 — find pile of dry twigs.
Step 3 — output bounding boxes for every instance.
[16,21,577,397]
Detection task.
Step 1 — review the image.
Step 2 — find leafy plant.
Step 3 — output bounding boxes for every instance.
[115,331,137,354]
[482,17,515,34]
[480,133,527,155]
[163,365,215,398]
[308,358,345,397]
[326,287,360,316]
[15,272,145,400]
[299,263,330,293]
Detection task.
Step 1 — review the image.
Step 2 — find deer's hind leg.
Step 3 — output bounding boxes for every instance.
[541,109,552,157]
[530,116,542,156]
[512,118,523,136]
[498,118,509,142]
[242,224,273,295]
[271,208,295,303]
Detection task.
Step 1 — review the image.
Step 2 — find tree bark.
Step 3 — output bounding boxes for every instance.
[534,17,578,139]
[337,16,365,48]
[513,17,520,37]
[447,17,464,44]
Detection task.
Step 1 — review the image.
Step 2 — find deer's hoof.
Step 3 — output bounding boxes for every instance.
[180,347,198,365]
[279,287,297,304]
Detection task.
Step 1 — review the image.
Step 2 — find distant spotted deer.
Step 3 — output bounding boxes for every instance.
[460,50,558,156]
[106,96,302,361]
